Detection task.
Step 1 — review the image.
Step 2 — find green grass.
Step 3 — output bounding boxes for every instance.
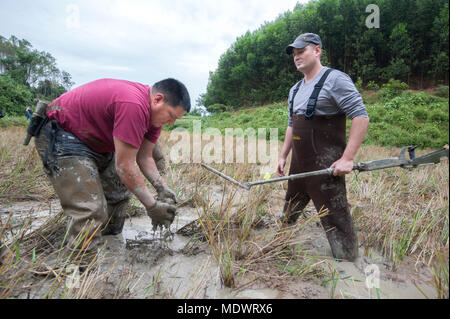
[0,116,28,128]
[364,91,449,148]
[164,103,289,141]
[166,90,448,149]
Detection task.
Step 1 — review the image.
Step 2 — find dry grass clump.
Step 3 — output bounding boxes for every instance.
[349,146,449,267]
[0,212,106,298]
[0,127,54,204]
[194,178,325,288]
[349,146,448,298]
[0,208,156,299]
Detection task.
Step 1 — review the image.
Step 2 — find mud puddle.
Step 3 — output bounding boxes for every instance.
[287,208,438,299]
[0,200,438,299]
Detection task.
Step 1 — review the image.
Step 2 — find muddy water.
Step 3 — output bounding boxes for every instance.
[288,213,438,299]
[0,200,438,299]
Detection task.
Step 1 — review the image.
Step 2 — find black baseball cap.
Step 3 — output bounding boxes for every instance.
[286,33,322,54]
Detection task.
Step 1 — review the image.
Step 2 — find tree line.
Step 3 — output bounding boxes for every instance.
[199,0,449,111]
[0,35,74,116]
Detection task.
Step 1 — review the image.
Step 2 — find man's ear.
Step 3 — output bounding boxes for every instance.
[153,93,165,104]
[315,45,322,56]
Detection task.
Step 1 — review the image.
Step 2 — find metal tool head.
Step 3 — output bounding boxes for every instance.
[398,145,417,161]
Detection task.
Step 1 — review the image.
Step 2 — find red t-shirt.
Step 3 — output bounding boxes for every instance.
[47,78,162,153]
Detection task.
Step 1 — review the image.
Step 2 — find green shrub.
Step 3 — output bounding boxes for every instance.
[412,108,428,121]
[239,114,252,124]
[429,109,448,123]
[433,85,449,98]
[206,103,228,113]
[379,79,409,101]
[383,96,403,110]
[0,74,32,116]
[366,81,380,91]
[355,77,363,91]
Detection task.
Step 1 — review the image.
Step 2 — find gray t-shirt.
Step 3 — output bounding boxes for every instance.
[288,67,368,126]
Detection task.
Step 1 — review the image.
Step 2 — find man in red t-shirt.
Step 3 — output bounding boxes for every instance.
[34,78,190,251]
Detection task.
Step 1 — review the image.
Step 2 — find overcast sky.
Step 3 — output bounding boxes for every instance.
[0,0,307,108]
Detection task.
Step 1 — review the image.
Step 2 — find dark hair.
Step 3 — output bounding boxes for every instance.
[152,78,191,112]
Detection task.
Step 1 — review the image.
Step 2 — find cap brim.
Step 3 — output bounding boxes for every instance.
[285,40,309,54]
[286,45,294,55]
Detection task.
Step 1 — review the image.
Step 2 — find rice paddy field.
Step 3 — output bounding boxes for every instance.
[0,126,448,299]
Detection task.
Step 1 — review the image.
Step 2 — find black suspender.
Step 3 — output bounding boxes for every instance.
[289,68,334,121]
[305,68,334,120]
[289,80,302,122]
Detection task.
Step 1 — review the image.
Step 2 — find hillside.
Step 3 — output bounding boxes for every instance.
[167,87,449,149]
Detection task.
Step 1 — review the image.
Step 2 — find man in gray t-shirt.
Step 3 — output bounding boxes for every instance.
[287,67,368,126]
[277,33,370,262]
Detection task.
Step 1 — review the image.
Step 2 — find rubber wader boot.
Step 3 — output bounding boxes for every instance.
[41,156,107,250]
[282,114,359,261]
[99,155,132,236]
[35,122,107,250]
[153,143,166,174]
[101,200,129,235]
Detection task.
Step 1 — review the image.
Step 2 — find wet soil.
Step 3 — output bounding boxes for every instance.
[0,195,438,299]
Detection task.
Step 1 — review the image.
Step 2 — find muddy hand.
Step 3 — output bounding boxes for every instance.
[147,201,177,231]
[156,186,177,204]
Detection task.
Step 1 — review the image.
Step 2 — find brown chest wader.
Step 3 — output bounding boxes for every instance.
[282,69,358,261]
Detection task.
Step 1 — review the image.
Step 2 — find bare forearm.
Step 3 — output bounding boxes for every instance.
[342,117,369,161]
[138,157,167,190]
[116,161,155,209]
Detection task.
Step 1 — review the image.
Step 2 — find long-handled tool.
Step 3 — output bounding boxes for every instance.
[202,146,449,190]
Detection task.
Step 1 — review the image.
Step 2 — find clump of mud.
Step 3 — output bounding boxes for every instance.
[125,238,173,265]
[176,219,205,240]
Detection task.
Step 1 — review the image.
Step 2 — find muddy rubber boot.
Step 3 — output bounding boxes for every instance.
[100,155,132,236]
[34,123,111,251]
[318,203,359,262]
[281,192,311,225]
[102,199,130,236]
[308,176,359,262]
[48,156,109,251]
[153,143,166,174]
[326,228,359,262]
